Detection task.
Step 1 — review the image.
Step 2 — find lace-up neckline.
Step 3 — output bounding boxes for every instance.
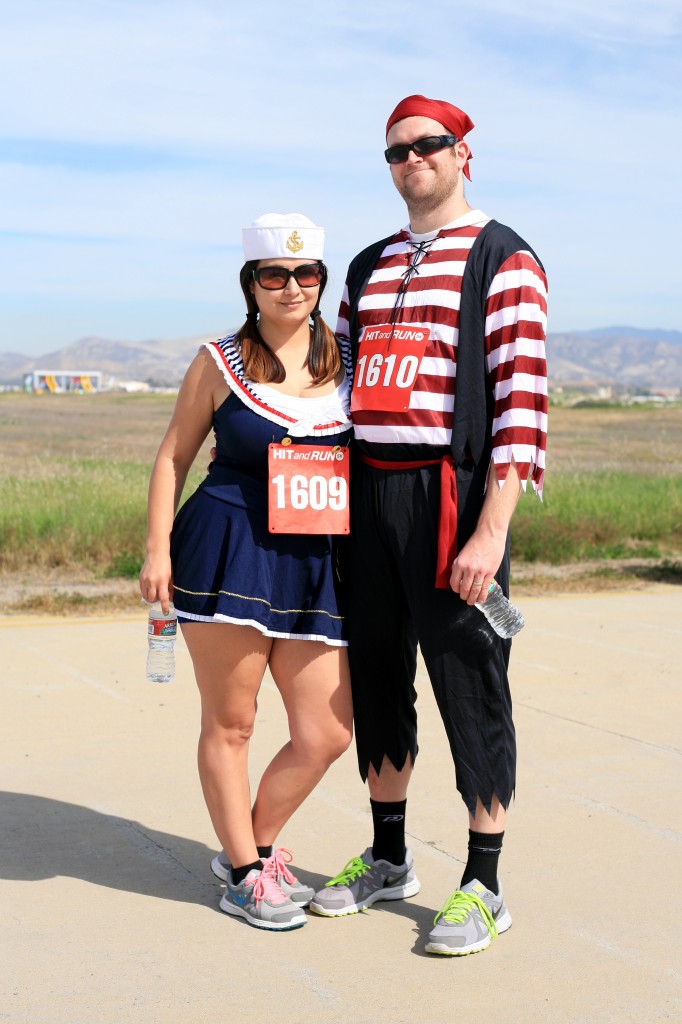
[389,237,434,326]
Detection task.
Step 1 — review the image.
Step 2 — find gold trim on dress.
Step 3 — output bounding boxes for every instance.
[172,584,344,620]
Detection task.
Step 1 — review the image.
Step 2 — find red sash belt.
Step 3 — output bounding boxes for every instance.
[359,453,457,589]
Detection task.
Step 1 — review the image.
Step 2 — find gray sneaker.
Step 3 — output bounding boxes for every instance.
[425,878,512,955]
[211,847,314,907]
[219,864,306,931]
[309,847,420,917]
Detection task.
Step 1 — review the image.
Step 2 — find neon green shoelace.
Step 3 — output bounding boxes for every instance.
[434,890,498,937]
[325,856,370,888]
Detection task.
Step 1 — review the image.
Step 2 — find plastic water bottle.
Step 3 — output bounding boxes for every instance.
[146,601,177,682]
[475,582,525,638]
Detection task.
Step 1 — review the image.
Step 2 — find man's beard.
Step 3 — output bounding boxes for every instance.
[394,164,460,218]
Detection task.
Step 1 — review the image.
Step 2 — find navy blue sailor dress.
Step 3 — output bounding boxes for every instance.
[170,334,353,646]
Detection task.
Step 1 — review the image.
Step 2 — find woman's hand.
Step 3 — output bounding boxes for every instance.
[139,552,174,614]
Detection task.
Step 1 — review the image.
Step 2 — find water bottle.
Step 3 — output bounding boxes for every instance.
[475,582,525,638]
[146,601,177,682]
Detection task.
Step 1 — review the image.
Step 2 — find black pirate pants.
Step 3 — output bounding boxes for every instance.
[344,458,516,817]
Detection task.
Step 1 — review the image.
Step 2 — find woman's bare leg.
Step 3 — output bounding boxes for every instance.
[181,621,271,868]
[251,639,353,846]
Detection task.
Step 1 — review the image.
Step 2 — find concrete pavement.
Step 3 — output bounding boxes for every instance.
[1,587,681,1023]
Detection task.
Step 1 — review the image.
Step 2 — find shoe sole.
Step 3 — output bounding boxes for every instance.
[494,908,513,933]
[425,910,512,956]
[219,894,306,931]
[309,876,421,917]
[425,935,492,956]
[211,855,229,882]
[211,855,313,907]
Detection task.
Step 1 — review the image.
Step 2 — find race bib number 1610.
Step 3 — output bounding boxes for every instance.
[268,444,350,535]
[350,324,429,413]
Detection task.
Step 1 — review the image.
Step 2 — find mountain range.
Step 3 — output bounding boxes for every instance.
[545,327,682,392]
[1,326,681,391]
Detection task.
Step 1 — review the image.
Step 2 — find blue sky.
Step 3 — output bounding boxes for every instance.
[1,0,680,357]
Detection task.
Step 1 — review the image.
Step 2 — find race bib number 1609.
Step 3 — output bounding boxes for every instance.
[268,444,350,535]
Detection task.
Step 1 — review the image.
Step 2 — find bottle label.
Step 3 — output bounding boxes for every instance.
[148,618,177,639]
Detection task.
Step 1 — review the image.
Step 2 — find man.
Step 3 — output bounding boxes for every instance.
[309,95,548,956]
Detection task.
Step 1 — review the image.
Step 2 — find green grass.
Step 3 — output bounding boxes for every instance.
[0,458,204,575]
[2,461,680,575]
[511,472,682,563]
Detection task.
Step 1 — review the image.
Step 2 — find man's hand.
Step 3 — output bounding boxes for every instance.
[449,535,501,605]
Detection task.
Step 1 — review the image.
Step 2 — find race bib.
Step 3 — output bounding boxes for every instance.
[268,443,350,535]
[350,324,429,412]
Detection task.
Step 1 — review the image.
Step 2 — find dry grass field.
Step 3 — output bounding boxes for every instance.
[546,402,682,476]
[1,392,680,613]
[2,391,680,475]
[1,392,209,472]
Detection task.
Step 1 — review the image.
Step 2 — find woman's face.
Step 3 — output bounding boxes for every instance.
[250,258,321,329]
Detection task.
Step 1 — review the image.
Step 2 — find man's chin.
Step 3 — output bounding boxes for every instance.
[398,181,434,205]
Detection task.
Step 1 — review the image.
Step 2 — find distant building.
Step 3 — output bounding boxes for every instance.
[23,370,103,394]
[115,379,152,393]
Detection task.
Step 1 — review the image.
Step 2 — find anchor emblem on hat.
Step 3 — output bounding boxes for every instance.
[286,231,304,254]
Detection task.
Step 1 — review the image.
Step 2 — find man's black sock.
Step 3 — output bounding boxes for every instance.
[370,799,407,865]
[460,830,504,895]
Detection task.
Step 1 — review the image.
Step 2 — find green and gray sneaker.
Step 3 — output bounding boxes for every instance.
[219,863,306,931]
[309,847,420,917]
[211,847,314,907]
[425,878,512,955]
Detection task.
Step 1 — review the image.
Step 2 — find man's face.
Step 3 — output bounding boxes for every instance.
[386,115,465,212]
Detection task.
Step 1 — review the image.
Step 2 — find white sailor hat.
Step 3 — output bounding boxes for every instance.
[242,213,325,261]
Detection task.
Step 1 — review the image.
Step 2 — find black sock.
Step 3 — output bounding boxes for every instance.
[257,845,273,859]
[370,799,407,865]
[460,830,504,895]
[231,860,262,886]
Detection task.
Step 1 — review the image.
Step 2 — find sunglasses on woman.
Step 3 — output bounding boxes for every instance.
[384,134,459,165]
[252,263,325,290]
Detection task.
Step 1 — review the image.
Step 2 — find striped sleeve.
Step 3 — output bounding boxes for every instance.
[336,279,351,340]
[485,251,548,498]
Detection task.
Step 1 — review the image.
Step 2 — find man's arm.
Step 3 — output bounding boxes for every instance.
[450,461,521,605]
[484,249,548,497]
[451,246,548,605]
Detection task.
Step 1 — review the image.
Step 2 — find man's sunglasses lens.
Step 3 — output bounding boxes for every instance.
[384,134,458,164]
[255,264,324,289]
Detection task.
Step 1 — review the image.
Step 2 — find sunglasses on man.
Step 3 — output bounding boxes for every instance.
[384,134,459,165]
[252,263,325,290]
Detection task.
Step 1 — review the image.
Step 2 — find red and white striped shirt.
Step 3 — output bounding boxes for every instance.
[338,210,548,496]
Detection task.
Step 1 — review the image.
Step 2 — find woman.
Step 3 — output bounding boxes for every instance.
[139,214,354,931]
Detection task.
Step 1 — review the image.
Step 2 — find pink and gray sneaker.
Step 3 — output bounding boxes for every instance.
[211,847,315,907]
[218,859,306,931]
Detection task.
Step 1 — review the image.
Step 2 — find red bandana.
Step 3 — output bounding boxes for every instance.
[385,95,475,180]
